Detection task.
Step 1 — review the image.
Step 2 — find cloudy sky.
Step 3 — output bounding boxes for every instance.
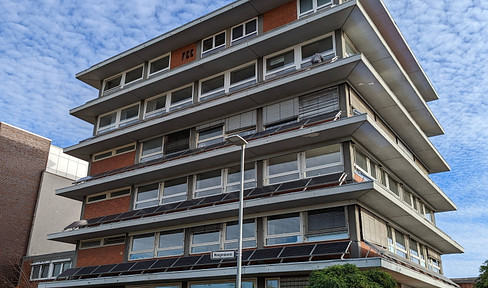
[0,0,486,278]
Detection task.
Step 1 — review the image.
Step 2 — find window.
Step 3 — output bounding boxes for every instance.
[298,87,339,120]
[306,207,348,241]
[424,207,434,222]
[266,213,302,245]
[191,230,221,253]
[304,144,342,177]
[225,164,256,192]
[195,169,223,198]
[129,230,184,260]
[394,230,407,258]
[266,144,343,184]
[428,257,441,273]
[157,230,184,257]
[199,62,257,100]
[264,34,335,78]
[144,94,167,119]
[96,104,140,134]
[266,279,279,288]
[197,126,224,148]
[102,65,144,93]
[265,49,295,77]
[298,0,333,16]
[266,153,300,184]
[135,183,160,209]
[170,85,193,109]
[388,178,400,196]
[129,233,156,260]
[86,188,131,204]
[148,54,170,76]
[231,18,258,44]
[409,239,426,266]
[31,260,71,280]
[402,189,413,206]
[202,31,226,55]
[92,143,136,162]
[224,220,256,249]
[80,235,126,249]
[161,177,188,204]
[140,130,190,162]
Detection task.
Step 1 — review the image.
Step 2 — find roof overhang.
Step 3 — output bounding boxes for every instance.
[50,180,461,254]
[38,258,457,288]
[66,53,448,174]
[75,0,292,89]
[59,114,455,211]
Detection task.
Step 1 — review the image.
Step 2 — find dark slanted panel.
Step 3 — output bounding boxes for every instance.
[194,254,222,266]
[174,198,203,209]
[307,172,342,187]
[57,267,82,278]
[171,255,203,268]
[155,201,183,213]
[198,193,228,205]
[129,260,157,271]
[115,210,140,220]
[274,178,310,193]
[249,247,283,260]
[247,184,279,197]
[74,266,98,276]
[110,262,136,273]
[150,257,179,270]
[312,241,349,256]
[280,244,315,258]
[92,264,117,274]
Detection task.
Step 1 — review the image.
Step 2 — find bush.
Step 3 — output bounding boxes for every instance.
[309,264,397,288]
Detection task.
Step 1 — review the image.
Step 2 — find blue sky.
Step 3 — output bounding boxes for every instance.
[0,0,486,278]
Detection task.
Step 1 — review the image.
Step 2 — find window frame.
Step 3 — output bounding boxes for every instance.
[140,136,164,162]
[134,182,162,209]
[96,103,140,134]
[156,229,185,258]
[265,153,301,185]
[102,64,145,93]
[265,213,303,246]
[223,219,257,250]
[297,0,334,17]
[80,235,126,250]
[190,229,222,254]
[86,187,131,204]
[92,143,136,162]
[305,207,349,242]
[169,84,194,110]
[231,18,258,44]
[198,61,257,101]
[148,53,171,77]
[30,259,71,280]
[263,33,335,79]
[143,93,168,119]
[196,125,224,148]
[201,31,226,56]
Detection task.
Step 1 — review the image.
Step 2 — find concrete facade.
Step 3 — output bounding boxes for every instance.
[43,1,463,287]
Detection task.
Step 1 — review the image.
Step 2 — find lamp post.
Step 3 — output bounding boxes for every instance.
[225,134,248,288]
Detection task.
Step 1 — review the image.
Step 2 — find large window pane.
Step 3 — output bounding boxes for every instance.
[171,86,192,106]
[301,36,333,60]
[266,50,294,73]
[267,153,299,184]
[201,75,224,95]
[195,170,222,197]
[137,184,159,202]
[158,230,184,257]
[164,129,190,154]
[307,207,347,241]
[130,234,155,260]
[226,164,256,192]
[120,105,139,122]
[299,0,313,14]
[225,220,255,240]
[125,66,143,84]
[162,177,187,204]
[355,150,368,172]
[145,95,166,114]
[104,76,121,91]
[191,231,220,253]
[98,112,116,129]
[141,137,163,158]
[197,126,223,148]
[305,144,341,177]
[150,55,170,74]
[267,213,301,245]
[230,64,255,85]
[215,32,225,47]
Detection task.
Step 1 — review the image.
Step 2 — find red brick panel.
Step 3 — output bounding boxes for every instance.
[170,43,197,69]
[263,1,297,33]
[76,245,125,267]
[83,195,131,219]
[0,123,51,284]
[90,151,136,176]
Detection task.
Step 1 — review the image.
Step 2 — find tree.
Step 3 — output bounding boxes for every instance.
[309,264,397,288]
[475,260,488,288]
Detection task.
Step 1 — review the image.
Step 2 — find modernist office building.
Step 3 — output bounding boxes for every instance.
[44,0,463,287]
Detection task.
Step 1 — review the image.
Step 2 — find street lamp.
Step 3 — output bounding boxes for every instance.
[225,134,248,288]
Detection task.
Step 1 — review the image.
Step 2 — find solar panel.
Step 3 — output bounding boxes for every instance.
[198,193,228,205]
[86,216,105,225]
[222,191,240,201]
[249,247,283,260]
[115,210,140,220]
[110,262,136,273]
[150,258,178,270]
[221,250,254,263]
[57,267,81,278]
[174,198,203,209]
[307,172,342,187]
[136,206,160,217]
[129,260,157,271]
[194,254,222,266]
[155,202,183,213]
[247,185,278,197]
[74,266,98,276]
[312,241,349,256]
[172,255,202,268]
[280,244,315,258]
[274,179,310,193]
[91,264,117,274]
[98,213,119,222]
